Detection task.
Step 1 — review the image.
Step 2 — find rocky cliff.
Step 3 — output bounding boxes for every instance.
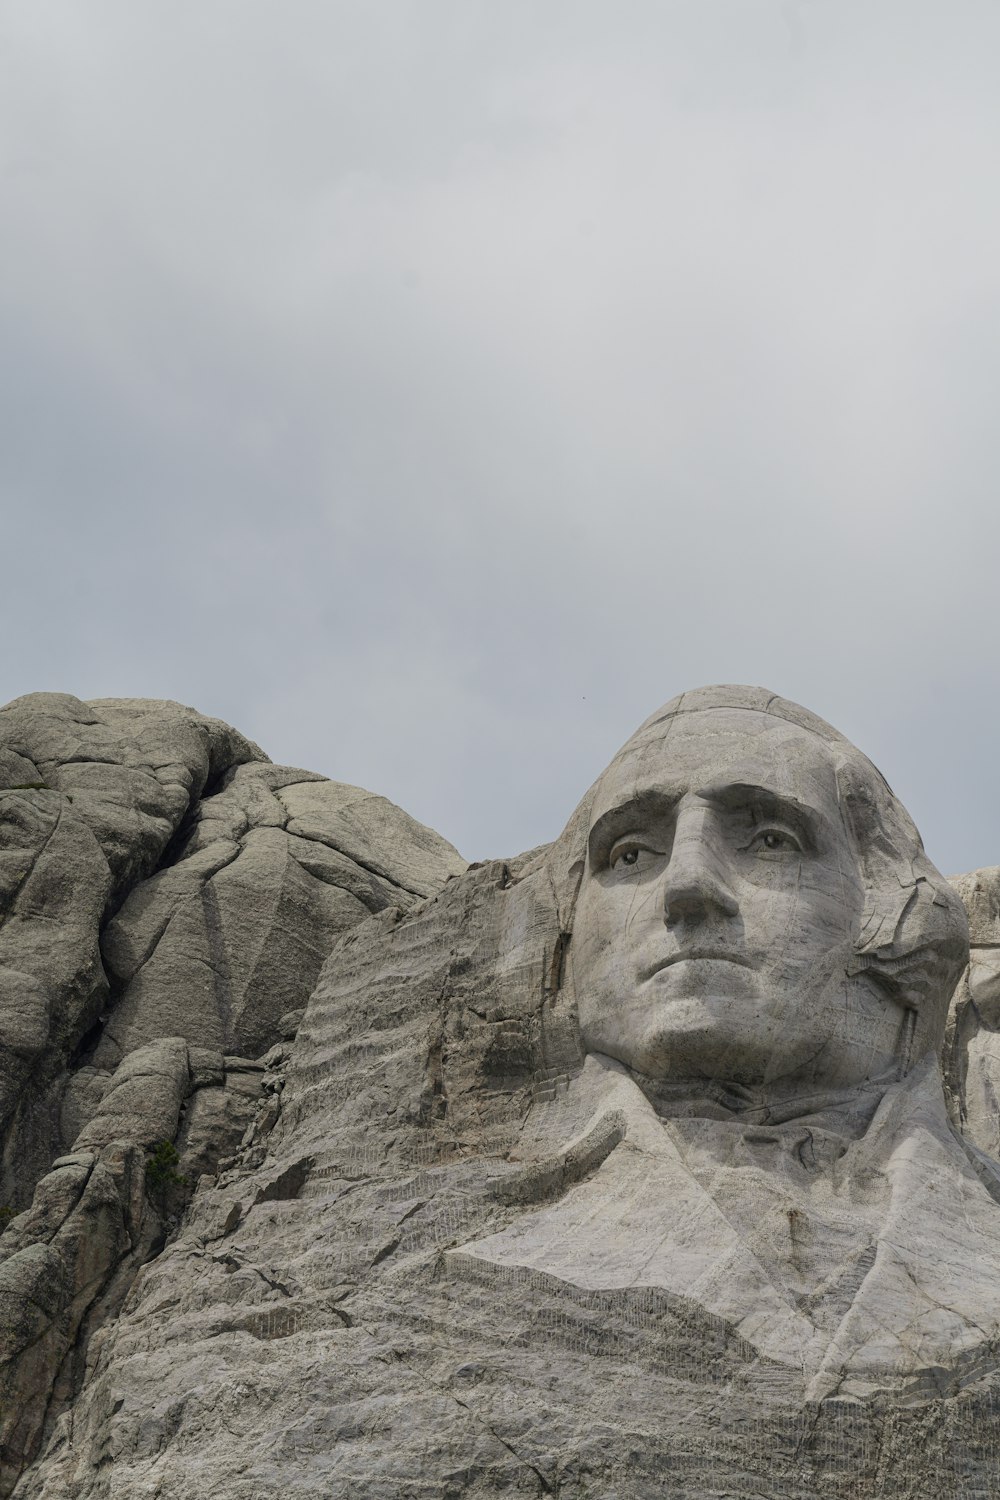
[3,692,1000,1499]
[0,695,465,1497]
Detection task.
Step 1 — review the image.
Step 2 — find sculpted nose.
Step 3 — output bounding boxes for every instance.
[661,810,739,926]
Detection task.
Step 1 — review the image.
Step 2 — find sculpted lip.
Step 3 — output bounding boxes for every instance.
[641,949,753,980]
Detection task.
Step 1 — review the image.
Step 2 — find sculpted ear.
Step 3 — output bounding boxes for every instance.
[836,755,968,1035]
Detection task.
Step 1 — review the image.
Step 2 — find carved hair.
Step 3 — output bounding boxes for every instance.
[545,685,969,1063]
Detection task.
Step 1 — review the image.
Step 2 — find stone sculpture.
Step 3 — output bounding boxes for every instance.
[3,686,1000,1498]
[458,687,997,1400]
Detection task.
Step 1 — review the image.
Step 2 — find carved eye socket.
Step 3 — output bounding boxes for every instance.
[750,828,801,855]
[609,842,653,873]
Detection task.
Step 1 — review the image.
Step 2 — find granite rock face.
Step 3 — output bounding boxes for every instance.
[4,687,1000,1499]
[0,694,464,1498]
[945,865,1000,1158]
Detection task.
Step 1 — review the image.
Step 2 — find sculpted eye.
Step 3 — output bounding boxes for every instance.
[748,827,801,856]
[608,841,659,874]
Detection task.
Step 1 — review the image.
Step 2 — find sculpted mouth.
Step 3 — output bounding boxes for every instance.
[642,950,753,979]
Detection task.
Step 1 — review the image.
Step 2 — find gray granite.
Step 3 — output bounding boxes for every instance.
[4,686,1000,1498]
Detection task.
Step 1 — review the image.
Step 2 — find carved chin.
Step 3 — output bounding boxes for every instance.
[625,990,826,1085]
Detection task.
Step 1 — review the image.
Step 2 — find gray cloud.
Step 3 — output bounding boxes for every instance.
[2,1,999,872]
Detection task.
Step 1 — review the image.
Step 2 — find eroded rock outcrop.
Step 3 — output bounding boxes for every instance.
[0,693,267,1209]
[0,694,465,1497]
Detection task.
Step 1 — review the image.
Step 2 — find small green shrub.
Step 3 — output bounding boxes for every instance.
[145,1139,187,1205]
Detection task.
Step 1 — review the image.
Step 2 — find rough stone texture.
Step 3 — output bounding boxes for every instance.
[946,865,1000,1157]
[72,1038,191,1154]
[0,1143,148,1500]
[0,692,267,1211]
[5,686,1000,1498]
[0,694,465,1498]
[94,763,458,1072]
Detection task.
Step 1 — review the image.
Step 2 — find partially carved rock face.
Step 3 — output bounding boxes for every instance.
[2,687,1000,1500]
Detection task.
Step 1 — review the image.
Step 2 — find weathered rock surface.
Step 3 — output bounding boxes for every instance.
[0,1142,149,1498]
[12,855,1000,1499]
[0,692,266,1209]
[5,686,1000,1499]
[946,865,1000,1158]
[0,694,465,1497]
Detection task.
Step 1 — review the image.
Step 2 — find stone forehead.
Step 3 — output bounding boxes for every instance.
[629,685,850,750]
[604,686,849,789]
[592,705,843,829]
[593,685,896,823]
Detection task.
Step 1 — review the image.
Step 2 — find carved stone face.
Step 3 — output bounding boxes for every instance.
[573,707,909,1096]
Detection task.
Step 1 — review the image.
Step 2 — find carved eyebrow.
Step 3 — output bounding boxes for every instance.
[587,782,827,866]
[697,782,824,849]
[587,789,679,866]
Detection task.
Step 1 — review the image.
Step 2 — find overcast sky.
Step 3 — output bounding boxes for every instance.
[2,2,999,872]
